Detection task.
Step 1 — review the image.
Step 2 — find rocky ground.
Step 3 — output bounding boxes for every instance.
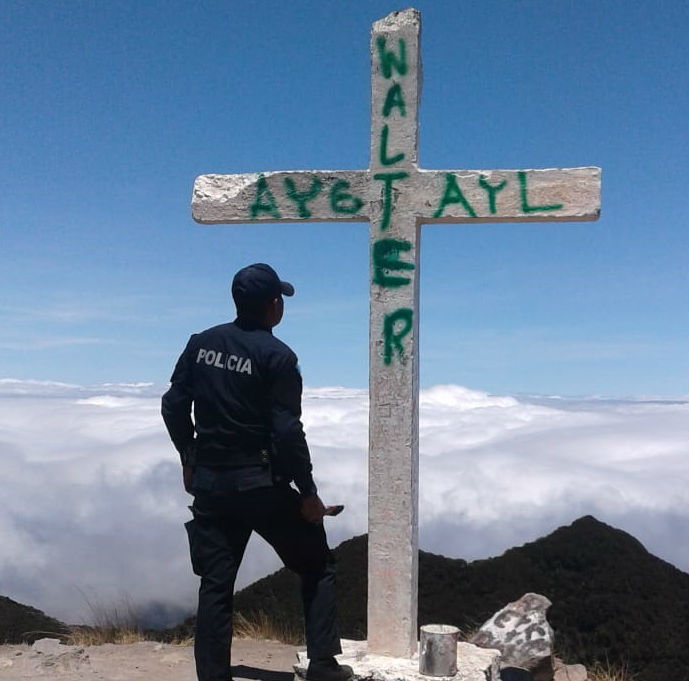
[0,637,300,681]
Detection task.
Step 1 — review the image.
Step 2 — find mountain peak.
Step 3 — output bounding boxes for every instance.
[232,516,688,681]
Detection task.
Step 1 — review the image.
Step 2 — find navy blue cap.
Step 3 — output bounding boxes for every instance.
[231,263,294,303]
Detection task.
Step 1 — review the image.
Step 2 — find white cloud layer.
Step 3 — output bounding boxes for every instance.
[0,379,686,627]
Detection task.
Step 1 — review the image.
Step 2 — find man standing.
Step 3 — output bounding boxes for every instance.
[162,263,352,681]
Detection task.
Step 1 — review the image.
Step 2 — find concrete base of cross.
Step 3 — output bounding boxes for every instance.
[294,639,501,681]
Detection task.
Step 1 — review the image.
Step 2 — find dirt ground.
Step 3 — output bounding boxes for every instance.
[0,637,301,681]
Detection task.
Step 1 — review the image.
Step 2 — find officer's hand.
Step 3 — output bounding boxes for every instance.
[183,465,194,495]
[300,494,326,523]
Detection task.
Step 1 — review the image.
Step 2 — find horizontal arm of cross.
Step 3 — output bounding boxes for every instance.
[193,166,601,226]
[192,170,370,224]
[412,167,601,223]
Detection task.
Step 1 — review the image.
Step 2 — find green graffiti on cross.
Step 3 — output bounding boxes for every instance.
[249,174,281,219]
[383,307,413,364]
[479,175,507,215]
[330,179,364,215]
[374,171,409,231]
[433,173,477,219]
[379,124,405,166]
[372,238,414,288]
[518,171,563,213]
[376,36,407,78]
[284,176,322,218]
[382,82,406,117]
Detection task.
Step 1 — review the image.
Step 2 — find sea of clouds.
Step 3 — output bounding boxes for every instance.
[0,378,687,627]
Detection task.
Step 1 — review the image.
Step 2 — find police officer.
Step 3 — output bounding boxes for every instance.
[162,263,352,681]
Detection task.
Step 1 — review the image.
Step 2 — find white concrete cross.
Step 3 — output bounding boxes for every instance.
[191,8,601,659]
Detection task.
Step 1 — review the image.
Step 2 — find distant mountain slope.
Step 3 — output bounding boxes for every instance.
[0,595,69,643]
[232,516,689,681]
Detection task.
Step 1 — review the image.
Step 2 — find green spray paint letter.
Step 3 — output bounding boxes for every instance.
[478,175,507,215]
[250,174,281,219]
[379,124,405,166]
[432,173,477,219]
[374,171,409,231]
[376,36,407,79]
[518,171,563,213]
[373,238,414,288]
[329,180,364,215]
[382,83,406,117]
[284,175,322,218]
[383,308,413,365]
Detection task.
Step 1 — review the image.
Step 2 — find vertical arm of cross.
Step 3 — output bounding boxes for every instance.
[367,8,421,658]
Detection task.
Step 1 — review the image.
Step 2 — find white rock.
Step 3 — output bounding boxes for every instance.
[554,663,588,681]
[31,637,63,655]
[30,639,90,672]
[471,593,554,670]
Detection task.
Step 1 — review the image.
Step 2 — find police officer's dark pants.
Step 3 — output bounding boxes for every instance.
[186,482,341,681]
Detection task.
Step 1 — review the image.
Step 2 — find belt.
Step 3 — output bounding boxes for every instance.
[194,446,271,468]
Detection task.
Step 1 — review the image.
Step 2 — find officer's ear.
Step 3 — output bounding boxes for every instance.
[268,296,284,327]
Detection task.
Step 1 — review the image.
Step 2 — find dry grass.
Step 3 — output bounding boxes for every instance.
[66,592,147,646]
[588,658,637,681]
[64,597,301,647]
[233,611,304,645]
[67,624,144,646]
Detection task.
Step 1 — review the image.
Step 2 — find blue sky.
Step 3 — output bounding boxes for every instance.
[1,0,687,397]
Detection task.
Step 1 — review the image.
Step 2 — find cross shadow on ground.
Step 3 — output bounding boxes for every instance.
[233,664,296,681]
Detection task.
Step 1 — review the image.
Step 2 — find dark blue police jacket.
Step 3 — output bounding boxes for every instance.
[161,316,316,496]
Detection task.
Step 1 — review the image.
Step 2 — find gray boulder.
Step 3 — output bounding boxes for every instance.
[470,593,554,670]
